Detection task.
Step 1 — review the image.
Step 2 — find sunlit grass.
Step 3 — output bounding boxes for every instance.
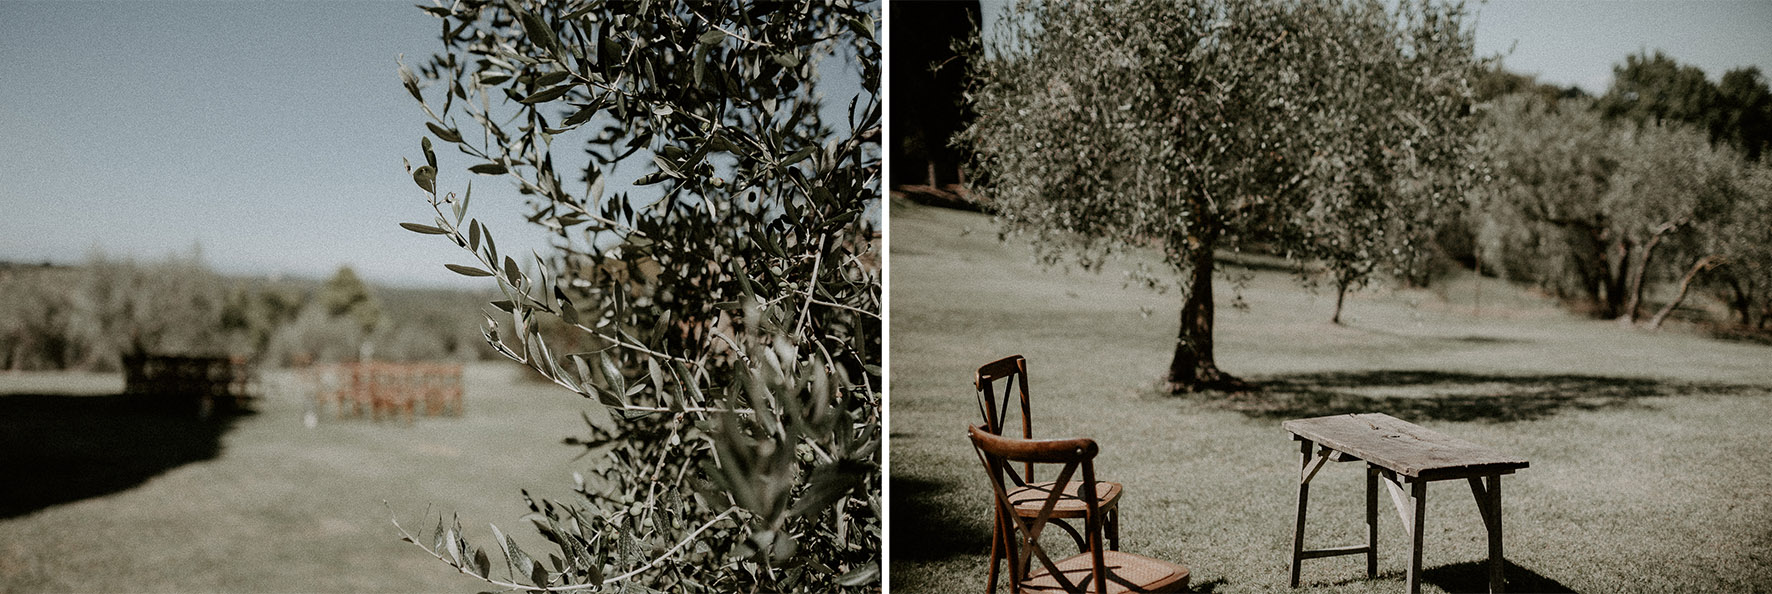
[888,198,1772,593]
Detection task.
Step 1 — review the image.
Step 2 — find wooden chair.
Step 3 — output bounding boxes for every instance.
[977,356,1124,592]
[969,426,1189,594]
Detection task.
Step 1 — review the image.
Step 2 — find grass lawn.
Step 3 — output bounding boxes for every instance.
[0,363,606,593]
[887,198,1772,593]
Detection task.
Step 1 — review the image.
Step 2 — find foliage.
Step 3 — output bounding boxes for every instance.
[1598,51,1718,128]
[75,251,233,365]
[1708,163,1772,327]
[1474,95,1621,309]
[397,0,881,592]
[1471,64,1587,104]
[958,0,1481,389]
[1599,51,1772,162]
[319,266,384,335]
[1714,67,1772,161]
[0,251,234,371]
[0,264,83,371]
[1475,86,1772,327]
[1603,119,1741,322]
[1471,51,1772,324]
[0,257,489,372]
[1278,0,1484,322]
[220,282,303,357]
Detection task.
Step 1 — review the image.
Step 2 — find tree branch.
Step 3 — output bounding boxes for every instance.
[390,505,742,592]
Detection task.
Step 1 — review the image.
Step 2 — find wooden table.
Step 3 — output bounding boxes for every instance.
[1284,413,1528,594]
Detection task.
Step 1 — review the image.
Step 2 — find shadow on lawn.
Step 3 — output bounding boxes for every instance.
[1424,559,1580,593]
[1215,370,1766,423]
[0,392,248,519]
[890,475,992,562]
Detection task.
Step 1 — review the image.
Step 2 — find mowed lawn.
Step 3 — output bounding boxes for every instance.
[888,199,1772,593]
[0,363,606,593]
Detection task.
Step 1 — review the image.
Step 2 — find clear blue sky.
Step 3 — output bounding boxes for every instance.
[3,1,1766,288]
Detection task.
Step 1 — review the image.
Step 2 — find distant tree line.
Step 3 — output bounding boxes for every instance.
[0,255,493,372]
[1447,54,1772,329]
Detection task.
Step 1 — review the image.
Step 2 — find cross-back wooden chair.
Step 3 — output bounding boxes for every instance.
[969,426,1189,594]
[977,356,1124,592]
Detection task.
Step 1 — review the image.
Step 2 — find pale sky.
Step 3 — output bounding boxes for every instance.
[975,0,1772,94]
[2,1,1766,287]
[0,2,501,287]
[1470,1,1772,95]
[0,1,869,288]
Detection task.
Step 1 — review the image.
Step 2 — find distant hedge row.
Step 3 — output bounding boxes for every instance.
[0,255,494,372]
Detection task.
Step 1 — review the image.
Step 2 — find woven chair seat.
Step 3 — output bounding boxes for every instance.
[1008,480,1123,518]
[1020,550,1190,594]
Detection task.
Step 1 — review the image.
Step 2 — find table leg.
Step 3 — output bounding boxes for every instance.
[1290,439,1313,588]
[1407,480,1427,594]
[1488,476,1503,593]
[1468,475,1506,593]
[1366,464,1379,579]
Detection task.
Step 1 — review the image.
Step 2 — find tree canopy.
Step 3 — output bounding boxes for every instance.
[1600,51,1772,161]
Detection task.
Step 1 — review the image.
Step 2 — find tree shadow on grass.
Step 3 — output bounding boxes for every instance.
[0,393,249,519]
[890,475,991,563]
[1423,559,1580,593]
[1312,561,1577,593]
[1212,370,1768,423]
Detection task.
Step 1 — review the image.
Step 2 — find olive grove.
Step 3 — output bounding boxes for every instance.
[1471,60,1772,330]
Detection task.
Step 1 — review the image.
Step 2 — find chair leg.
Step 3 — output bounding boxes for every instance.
[1105,507,1120,551]
[987,513,1003,593]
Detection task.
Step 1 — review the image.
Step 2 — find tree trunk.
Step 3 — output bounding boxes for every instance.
[1166,237,1240,393]
[1623,222,1677,324]
[1619,237,1655,323]
[1473,245,1483,316]
[1331,280,1348,325]
[1728,277,1755,326]
[1601,238,1629,319]
[1648,255,1722,330]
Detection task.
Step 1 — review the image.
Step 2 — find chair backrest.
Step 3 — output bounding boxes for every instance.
[976,355,1035,481]
[969,425,1107,594]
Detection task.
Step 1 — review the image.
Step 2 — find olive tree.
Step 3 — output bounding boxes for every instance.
[1605,122,1739,324]
[1706,163,1772,328]
[958,0,1481,391]
[1481,91,1753,324]
[1642,155,1772,330]
[1281,1,1483,324]
[394,1,880,592]
[1475,95,1623,312]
